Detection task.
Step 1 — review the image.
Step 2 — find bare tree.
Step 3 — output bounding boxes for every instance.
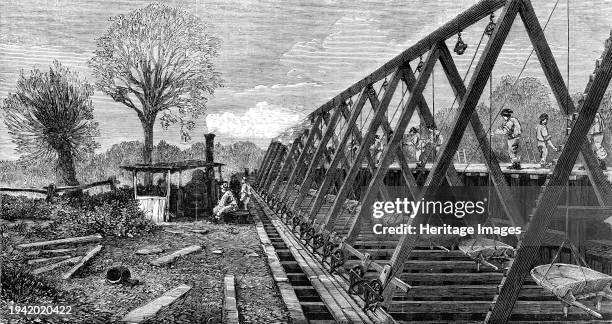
[1,61,99,186]
[90,3,223,184]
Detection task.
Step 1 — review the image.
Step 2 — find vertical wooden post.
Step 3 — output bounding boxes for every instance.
[45,184,56,202]
[166,170,171,222]
[133,171,138,199]
[177,171,183,217]
[109,176,117,192]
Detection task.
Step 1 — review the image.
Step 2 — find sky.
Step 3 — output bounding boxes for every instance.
[1,0,611,160]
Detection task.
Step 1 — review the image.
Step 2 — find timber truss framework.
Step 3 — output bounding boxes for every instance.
[254,0,612,322]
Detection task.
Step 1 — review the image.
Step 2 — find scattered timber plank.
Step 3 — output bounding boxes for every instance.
[223,275,239,324]
[32,256,81,275]
[121,284,191,323]
[17,234,103,249]
[27,255,72,265]
[26,248,77,256]
[62,245,103,279]
[150,245,202,266]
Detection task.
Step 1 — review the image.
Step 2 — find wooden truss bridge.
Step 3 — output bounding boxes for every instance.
[251,0,612,322]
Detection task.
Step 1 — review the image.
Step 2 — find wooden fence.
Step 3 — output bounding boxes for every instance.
[0,176,118,201]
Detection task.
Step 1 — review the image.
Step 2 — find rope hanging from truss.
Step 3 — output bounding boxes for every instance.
[459,0,563,172]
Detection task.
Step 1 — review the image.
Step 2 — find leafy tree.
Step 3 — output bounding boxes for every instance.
[1,61,99,186]
[90,3,223,184]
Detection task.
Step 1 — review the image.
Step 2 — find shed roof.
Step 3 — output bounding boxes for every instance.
[120,160,225,173]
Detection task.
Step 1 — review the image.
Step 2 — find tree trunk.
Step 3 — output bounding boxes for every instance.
[56,147,79,186]
[142,120,155,186]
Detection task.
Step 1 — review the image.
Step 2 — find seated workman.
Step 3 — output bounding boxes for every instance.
[213,182,237,221]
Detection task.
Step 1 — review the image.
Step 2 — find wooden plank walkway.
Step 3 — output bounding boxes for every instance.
[252,204,308,323]
[255,193,396,324]
[17,234,103,249]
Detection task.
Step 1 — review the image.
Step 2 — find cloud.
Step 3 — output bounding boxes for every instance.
[280,15,406,82]
[236,82,321,95]
[206,101,304,138]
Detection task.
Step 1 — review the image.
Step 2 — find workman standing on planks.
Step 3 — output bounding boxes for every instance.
[494,108,522,170]
[240,177,253,211]
[373,134,384,165]
[535,113,559,168]
[429,126,443,158]
[408,126,425,167]
[588,111,607,170]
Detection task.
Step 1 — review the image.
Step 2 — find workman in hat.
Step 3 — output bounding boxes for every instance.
[495,108,522,170]
[213,182,237,221]
[535,113,558,168]
[588,111,607,170]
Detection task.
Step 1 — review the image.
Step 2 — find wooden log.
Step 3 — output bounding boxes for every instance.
[17,234,103,249]
[121,284,191,323]
[62,245,103,279]
[0,187,48,194]
[27,255,72,265]
[26,248,77,256]
[150,245,202,266]
[223,275,239,324]
[31,256,81,275]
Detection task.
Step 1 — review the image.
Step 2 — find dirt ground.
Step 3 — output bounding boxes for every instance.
[1,221,290,323]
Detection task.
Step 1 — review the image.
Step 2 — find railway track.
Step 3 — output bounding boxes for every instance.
[255,183,612,323]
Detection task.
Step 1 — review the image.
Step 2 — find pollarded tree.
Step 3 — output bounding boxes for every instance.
[1,60,99,186]
[90,3,223,184]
